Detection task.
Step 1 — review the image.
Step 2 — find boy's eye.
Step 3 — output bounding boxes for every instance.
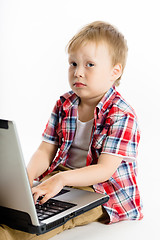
[70,62,77,67]
[86,63,94,67]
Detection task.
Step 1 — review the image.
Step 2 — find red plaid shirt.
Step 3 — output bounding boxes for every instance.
[40,86,143,223]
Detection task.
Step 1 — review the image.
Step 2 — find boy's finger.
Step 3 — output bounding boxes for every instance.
[31,186,38,194]
[32,188,45,204]
[39,194,51,205]
[33,192,40,204]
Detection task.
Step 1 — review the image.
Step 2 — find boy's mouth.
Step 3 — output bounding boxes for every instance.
[73,82,87,88]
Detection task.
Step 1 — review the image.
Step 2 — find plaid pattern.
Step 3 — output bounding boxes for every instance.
[41,86,143,223]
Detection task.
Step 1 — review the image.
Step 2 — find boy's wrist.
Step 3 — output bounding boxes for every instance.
[53,172,66,188]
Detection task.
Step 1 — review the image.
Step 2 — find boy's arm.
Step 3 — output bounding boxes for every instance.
[32,153,122,204]
[27,141,58,187]
[61,154,122,186]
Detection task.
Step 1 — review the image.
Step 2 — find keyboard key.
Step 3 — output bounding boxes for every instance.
[48,209,59,213]
[45,211,54,216]
[49,205,64,211]
[37,213,42,217]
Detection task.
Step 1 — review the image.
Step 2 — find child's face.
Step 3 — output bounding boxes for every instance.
[68,42,119,103]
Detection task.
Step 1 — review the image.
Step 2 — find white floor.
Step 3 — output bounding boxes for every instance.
[49,217,158,240]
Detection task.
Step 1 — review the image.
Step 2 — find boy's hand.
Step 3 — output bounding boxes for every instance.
[32,173,64,205]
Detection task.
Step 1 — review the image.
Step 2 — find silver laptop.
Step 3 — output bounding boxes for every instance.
[0,119,109,235]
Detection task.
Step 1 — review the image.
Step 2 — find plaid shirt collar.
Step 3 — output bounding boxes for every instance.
[60,85,116,118]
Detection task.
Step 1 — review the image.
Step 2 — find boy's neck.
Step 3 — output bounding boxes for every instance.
[78,104,94,122]
[78,94,105,122]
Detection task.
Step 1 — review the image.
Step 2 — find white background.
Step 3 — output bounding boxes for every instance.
[0,0,160,239]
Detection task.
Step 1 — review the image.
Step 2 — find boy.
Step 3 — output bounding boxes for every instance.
[0,21,143,240]
[29,19,143,223]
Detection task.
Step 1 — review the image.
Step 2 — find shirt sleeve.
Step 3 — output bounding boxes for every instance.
[42,101,60,145]
[101,113,140,161]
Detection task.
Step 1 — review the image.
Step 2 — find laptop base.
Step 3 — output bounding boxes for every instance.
[0,206,46,235]
[0,194,109,235]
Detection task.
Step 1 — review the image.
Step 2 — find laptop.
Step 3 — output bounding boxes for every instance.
[0,119,109,235]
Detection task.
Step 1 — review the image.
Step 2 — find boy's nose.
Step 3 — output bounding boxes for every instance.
[74,66,84,78]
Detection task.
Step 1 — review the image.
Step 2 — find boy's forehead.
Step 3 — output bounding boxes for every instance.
[68,41,111,59]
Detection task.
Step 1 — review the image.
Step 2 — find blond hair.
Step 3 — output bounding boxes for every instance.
[67,21,128,86]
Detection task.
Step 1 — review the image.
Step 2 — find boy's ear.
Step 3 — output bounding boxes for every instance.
[111,64,122,81]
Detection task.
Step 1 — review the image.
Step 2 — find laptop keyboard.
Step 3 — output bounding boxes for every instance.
[35,190,77,221]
